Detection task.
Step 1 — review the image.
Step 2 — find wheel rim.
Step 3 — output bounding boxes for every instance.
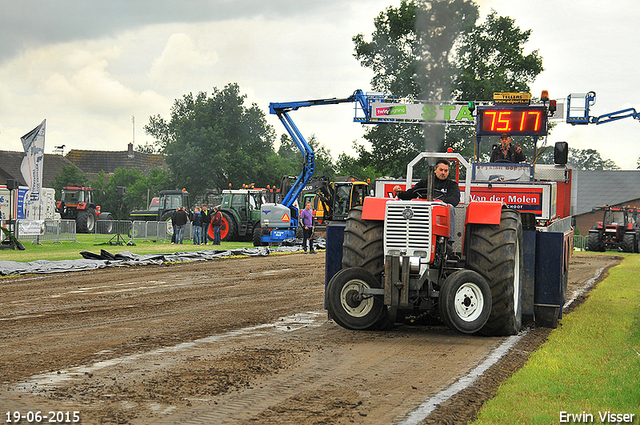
[87,214,96,232]
[340,279,374,318]
[454,282,485,322]
[220,217,229,239]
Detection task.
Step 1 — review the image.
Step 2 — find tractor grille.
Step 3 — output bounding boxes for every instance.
[384,201,432,258]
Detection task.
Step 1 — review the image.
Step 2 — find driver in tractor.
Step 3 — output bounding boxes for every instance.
[490,133,526,163]
[391,158,460,206]
[391,158,460,244]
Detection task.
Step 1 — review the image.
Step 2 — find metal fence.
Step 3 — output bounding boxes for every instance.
[3,219,200,245]
[130,221,170,243]
[574,234,588,250]
[13,219,77,244]
[130,221,194,243]
[92,220,133,243]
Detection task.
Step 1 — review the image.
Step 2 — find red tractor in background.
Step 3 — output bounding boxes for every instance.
[56,186,113,233]
[587,205,640,253]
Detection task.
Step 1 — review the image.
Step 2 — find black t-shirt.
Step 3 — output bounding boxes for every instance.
[397,177,460,206]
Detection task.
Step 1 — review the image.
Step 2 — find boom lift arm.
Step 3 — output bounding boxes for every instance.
[566,91,640,125]
[269,90,374,207]
[261,90,375,244]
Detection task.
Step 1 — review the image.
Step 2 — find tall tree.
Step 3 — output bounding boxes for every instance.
[52,165,89,196]
[346,3,549,177]
[277,134,337,180]
[89,168,144,220]
[568,148,619,170]
[144,83,278,197]
[452,10,544,101]
[448,10,544,162]
[351,0,478,178]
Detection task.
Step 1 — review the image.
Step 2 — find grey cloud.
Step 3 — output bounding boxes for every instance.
[0,0,341,62]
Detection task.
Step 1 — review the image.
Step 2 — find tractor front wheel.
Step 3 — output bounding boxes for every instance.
[621,232,635,253]
[586,230,605,252]
[341,206,394,329]
[439,270,492,334]
[326,267,386,331]
[253,224,267,246]
[97,213,114,234]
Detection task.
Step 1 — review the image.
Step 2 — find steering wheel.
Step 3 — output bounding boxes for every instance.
[413,187,430,199]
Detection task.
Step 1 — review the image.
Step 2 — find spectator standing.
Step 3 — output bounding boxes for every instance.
[174,206,189,244]
[211,206,223,245]
[300,201,316,254]
[170,207,180,244]
[201,205,211,245]
[192,207,203,245]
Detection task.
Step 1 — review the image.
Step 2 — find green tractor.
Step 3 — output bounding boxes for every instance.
[218,189,272,243]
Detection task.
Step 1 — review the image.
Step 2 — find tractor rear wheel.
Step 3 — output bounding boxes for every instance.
[439,270,492,334]
[326,267,386,330]
[343,206,384,280]
[76,208,96,233]
[466,208,524,336]
[220,211,237,242]
[341,206,394,330]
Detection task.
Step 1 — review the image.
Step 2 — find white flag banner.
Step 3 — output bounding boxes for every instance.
[20,120,46,210]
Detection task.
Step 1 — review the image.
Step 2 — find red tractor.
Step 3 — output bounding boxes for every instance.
[325,148,573,335]
[56,186,113,233]
[587,205,640,253]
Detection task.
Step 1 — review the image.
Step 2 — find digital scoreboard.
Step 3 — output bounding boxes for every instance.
[476,105,548,137]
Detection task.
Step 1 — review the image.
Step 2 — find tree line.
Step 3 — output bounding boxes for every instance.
[54,0,622,218]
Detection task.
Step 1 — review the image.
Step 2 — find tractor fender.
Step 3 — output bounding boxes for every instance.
[465,201,503,225]
[361,197,389,221]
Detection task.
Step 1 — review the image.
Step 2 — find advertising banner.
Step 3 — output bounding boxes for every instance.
[374,179,556,220]
[18,220,46,236]
[20,120,46,209]
[371,101,474,123]
[472,163,534,182]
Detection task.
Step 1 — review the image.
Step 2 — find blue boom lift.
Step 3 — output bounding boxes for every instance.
[259,90,382,244]
[566,91,640,125]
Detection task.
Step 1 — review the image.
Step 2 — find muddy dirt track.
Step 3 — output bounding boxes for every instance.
[0,252,619,425]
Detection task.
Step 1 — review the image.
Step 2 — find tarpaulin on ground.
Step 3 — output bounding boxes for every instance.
[0,238,325,276]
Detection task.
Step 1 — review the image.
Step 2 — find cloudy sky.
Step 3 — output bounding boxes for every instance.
[1,0,639,169]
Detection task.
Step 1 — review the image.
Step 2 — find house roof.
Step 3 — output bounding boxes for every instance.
[0,150,77,188]
[64,145,167,176]
[572,169,640,215]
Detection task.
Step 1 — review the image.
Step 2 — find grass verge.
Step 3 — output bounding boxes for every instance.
[471,253,640,424]
[0,234,254,263]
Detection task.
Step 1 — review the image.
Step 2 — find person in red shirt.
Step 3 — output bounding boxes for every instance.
[211,206,223,245]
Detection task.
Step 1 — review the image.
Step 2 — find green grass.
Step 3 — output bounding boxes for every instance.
[471,252,640,424]
[1,234,253,263]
